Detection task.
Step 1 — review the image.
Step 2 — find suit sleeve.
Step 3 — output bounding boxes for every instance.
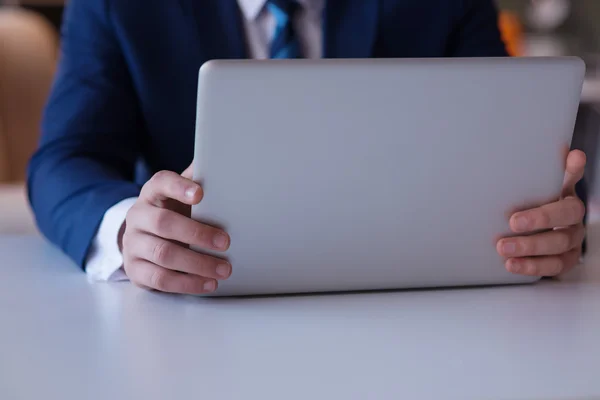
[445,0,509,57]
[27,0,143,268]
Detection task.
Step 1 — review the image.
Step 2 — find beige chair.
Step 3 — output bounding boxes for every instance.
[0,7,58,233]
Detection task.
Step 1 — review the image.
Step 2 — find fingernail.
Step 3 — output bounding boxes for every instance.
[502,242,517,255]
[508,260,521,273]
[213,234,229,249]
[203,281,216,292]
[185,187,198,199]
[216,263,231,278]
[515,216,529,231]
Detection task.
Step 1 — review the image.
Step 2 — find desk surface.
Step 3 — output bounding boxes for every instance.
[0,225,599,400]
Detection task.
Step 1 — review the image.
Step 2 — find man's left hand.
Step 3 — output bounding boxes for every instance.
[496,150,587,277]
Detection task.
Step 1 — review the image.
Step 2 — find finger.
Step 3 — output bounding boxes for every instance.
[562,150,586,196]
[128,205,230,251]
[181,163,193,180]
[128,260,218,295]
[497,224,585,258]
[510,197,585,233]
[129,234,232,279]
[505,248,581,277]
[140,170,203,207]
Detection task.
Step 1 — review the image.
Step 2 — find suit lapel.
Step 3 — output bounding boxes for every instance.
[185,0,248,60]
[323,0,379,58]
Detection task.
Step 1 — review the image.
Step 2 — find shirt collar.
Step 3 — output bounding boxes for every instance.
[237,0,325,21]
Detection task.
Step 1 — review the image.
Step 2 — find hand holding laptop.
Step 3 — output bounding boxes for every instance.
[120,164,231,294]
[496,150,587,277]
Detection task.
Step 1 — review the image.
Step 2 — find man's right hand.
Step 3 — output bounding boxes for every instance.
[121,165,231,294]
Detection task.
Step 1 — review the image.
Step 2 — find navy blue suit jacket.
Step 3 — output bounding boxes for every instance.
[28,0,528,268]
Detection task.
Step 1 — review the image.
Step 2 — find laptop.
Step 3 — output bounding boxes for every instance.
[191,57,585,296]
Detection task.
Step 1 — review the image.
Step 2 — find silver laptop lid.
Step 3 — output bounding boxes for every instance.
[192,57,584,296]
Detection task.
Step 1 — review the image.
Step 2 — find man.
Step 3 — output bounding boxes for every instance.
[28,0,587,295]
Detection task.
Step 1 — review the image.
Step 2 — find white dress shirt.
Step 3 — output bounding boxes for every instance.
[85,0,324,281]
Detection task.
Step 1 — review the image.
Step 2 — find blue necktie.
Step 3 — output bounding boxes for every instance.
[267,0,302,59]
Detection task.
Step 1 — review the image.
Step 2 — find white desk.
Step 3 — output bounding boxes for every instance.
[0,225,599,400]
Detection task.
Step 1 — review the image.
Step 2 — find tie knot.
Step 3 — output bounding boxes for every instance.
[268,0,301,17]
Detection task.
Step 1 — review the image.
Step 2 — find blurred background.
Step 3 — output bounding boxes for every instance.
[0,0,599,235]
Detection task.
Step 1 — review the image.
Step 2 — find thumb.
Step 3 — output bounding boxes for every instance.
[172,162,195,218]
[181,162,193,180]
[562,150,586,197]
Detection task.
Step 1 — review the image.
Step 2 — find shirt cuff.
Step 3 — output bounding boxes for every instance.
[85,197,138,282]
